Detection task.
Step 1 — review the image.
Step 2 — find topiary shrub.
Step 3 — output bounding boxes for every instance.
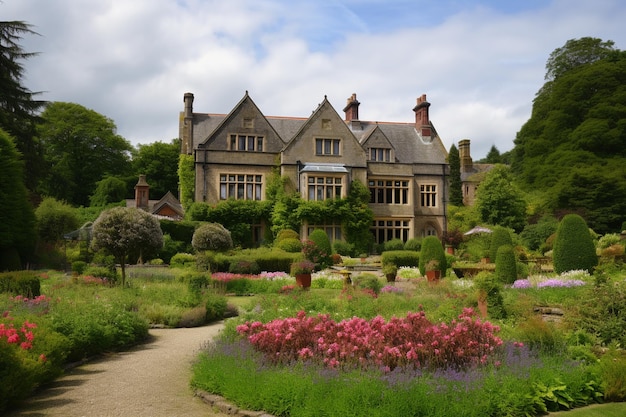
[71,260,87,275]
[474,271,506,319]
[275,237,302,253]
[495,244,517,284]
[380,250,419,268]
[489,226,513,262]
[0,271,41,297]
[418,236,446,277]
[404,238,421,252]
[352,272,382,294]
[304,229,333,270]
[383,238,405,252]
[275,229,299,244]
[169,252,197,269]
[333,241,354,257]
[553,214,598,274]
[192,223,233,252]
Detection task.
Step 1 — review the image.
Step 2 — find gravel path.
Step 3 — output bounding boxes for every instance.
[6,322,229,417]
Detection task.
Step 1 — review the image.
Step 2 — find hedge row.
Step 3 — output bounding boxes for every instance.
[380,250,420,268]
[0,271,41,297]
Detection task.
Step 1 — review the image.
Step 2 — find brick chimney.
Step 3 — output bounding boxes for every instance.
[343,93,361,130]
[413,94,431,140]
[134,175,150,210]
[180,92,194,155]
[458,139,473,172]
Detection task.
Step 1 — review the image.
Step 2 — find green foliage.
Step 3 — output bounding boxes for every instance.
[599,350,626,402]
[160,219,197,243]
[306,229,332,268]
[404,238,421,252]
[71,261,87,275]
[448,144,464,206]
[383,238,405,251]
[418,236,446,276]
[333,240,354,256]
[131,139,180,199]
[0,271,40,297]
[275,228,299,243]
[187,200,271,248]
[489,226,513,262]
[598,233,622,250]
[544,37,616,81]
[520,215,559,252]
[192,223,233,252]
[474,165,527,232]
[83,265,118,282]
[169,252,197,269]
[495,245,517,284]
[479,145,503,164]
[344,180,374,254]
[381,250,419,268]
[352,273,383,294]
[474,271,507,319]
[90,207,164,286]
[553,214,598,274]
[554,165,626,234]
[35,197,80,243]
[0,21,44,193]
[228,260,261,275]
[275,237,302,253]
[177,154,195,211]
[37,102,133,207]
[89,176,128,206]
[576,280,626,347]
[0,129,36,270]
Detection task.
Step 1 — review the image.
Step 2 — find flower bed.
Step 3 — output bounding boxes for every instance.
[511,270,591,289]
[237,308,503,371]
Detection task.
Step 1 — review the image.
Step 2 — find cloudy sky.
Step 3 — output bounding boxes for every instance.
[4,0,626,158]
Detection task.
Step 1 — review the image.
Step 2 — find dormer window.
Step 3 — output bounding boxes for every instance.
[315,138,340,155]
[229,134,264,151]
[369,148,391,162]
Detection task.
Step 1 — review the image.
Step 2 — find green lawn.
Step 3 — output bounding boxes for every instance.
[549,403,626,416]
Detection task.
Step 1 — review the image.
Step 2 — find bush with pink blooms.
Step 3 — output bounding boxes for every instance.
[237,308,503,371]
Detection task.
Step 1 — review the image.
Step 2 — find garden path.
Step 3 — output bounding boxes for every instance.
[6,322,231,417]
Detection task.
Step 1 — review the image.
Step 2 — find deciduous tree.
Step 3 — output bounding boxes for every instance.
[474,165,527,232]
[37,102,133,206]
[91,207,163,286]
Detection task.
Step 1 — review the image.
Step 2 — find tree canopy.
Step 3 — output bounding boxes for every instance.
[37,102,133,207]
[91,207,163,286]
[0,21,45,191]
[511,37,626,233]
[474,165,527,232]
[131,139,180,199]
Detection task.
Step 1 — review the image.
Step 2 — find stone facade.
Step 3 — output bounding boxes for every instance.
[180,91,452,245]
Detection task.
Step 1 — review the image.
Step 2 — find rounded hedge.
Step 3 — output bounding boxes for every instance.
[275,229,300,244]
[553,214,598,274]
[192,223,233,252]
[418,236,446,276]
[276,237,302,253]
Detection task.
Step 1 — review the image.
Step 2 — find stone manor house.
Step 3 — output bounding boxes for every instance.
[179,91,465,246]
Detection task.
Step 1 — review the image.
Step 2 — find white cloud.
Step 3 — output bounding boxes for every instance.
[3,0,626,159]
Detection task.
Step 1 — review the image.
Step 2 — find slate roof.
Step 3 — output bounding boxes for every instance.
[190,112,448,165]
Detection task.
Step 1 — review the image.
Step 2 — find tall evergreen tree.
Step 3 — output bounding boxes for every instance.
[0,129,36,269]
[0,21,45,191]
[447,144,463,206]
[481,145,502,164]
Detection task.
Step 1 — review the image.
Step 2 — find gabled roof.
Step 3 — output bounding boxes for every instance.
[197,92,286,151]
[151,191,184,220]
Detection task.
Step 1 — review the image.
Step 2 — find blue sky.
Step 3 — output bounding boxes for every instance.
[4,0,626,158]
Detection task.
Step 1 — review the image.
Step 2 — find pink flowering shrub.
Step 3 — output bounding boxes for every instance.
[237,308,503,371]
[0,315,37,350]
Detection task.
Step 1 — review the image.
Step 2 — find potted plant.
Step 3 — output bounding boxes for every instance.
[290,260,315,289]
[382,264,398,282]
[425,259,441,281]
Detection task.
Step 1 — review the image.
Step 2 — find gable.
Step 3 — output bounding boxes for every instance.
[198,93,285,153]
[282,98,367,167]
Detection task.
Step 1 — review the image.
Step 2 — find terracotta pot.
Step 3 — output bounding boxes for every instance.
[425,270,441,281]
[477,290,488,318]
[295,273,312,289]
[446,245,455,255]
